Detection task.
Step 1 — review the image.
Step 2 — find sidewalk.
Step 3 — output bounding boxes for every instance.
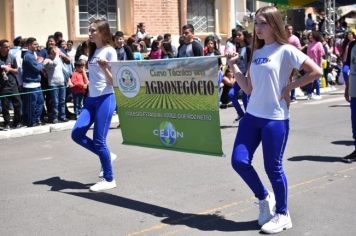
[0,114,119,140]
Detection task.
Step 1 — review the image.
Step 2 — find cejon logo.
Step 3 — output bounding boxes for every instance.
[116,66,140,98]
[153,121,183,147]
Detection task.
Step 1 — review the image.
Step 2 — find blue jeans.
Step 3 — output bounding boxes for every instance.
[72,93,85,117]
[22,87,44,126]
[231,113,289,214]
[307,77,320,95]
[49,85,66,121]
[71,93,116,181]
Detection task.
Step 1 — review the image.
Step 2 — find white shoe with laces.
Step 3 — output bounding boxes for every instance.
[89,179,117,192]
[98,152,117,178]
[258,191,276,226]
[261,211,293,234]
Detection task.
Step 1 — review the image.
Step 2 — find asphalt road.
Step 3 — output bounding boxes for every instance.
[0,87,355,236]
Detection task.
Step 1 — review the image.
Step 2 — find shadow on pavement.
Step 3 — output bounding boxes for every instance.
[220,125,238,129]
[33,176,259,232]
[288,155,343,162]
[329,104,349,107]
[331,140,354,146]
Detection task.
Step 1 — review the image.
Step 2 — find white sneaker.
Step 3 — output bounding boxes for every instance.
[89,179,117,192]
[98,152,117,178]
[258,191,276,226]
[261,211,293,234]
[311,94,322,100]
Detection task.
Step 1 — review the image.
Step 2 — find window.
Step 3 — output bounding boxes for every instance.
[187,0,215,33]
[78,0,117,35]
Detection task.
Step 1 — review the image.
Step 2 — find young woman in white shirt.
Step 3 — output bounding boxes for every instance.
[227,6,322,234]
[71,19,118,192]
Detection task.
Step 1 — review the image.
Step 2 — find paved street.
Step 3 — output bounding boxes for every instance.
[0,86,355,236]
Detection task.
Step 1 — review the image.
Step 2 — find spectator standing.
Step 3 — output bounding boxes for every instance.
[21,37,44,127]
[0,39,22,130]
[66,40,76,67]
[163,33,177,57]
[43,46,67,123]
[136,22,147,42]
[285,24,302,102]
[306,31,324,100]
[177,24,203,58]
[148,40,162,59]
[113,31,134,61]
[227,29,251,120]
[341,31,356,86]
[305,13,314,31]
[132,42,144,60]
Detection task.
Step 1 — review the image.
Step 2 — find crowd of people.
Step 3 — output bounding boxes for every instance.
[0,5,356,235]
[0,16,354,130]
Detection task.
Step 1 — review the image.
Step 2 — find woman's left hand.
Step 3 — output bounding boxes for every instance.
[281,85,291,109]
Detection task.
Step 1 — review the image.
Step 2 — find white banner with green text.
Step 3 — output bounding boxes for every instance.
[110,56,223,156]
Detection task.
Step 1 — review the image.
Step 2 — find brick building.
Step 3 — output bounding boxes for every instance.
[0,0,268,46]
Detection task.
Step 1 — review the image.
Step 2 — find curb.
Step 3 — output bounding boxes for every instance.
[0,115,119,140]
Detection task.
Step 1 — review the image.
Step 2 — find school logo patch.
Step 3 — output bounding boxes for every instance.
[116,66,140,98]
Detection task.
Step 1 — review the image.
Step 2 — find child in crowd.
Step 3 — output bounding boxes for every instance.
[148,40,162,59]
[132,42,144,60]
[68,60,88,118]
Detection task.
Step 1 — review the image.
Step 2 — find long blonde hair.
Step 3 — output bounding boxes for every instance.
[251,6,288,52]
[88,19,114,60]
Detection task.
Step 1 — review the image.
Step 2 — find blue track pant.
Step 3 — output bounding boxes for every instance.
[71,93,116,181]
[231,113,289,214]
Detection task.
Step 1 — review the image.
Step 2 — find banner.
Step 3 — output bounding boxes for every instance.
[111,57,223,156]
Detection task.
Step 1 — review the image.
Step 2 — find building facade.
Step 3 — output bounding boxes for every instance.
[0,0,268,46]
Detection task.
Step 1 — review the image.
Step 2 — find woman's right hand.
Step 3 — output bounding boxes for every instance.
[226,53,239,67]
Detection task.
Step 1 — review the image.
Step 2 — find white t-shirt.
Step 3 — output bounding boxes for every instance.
[88,46,117,97]
[248,42,308,120]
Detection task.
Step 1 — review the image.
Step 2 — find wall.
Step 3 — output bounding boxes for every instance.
[132,0,180,37]
[0,0,10,40]
[13,0,69,45]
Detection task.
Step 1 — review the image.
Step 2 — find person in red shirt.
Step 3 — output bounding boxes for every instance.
[68,60,88,118]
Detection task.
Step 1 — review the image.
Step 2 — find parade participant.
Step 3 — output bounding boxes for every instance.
[342,39,356,163]
[71,19,118,192]
[227,6,322,234]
